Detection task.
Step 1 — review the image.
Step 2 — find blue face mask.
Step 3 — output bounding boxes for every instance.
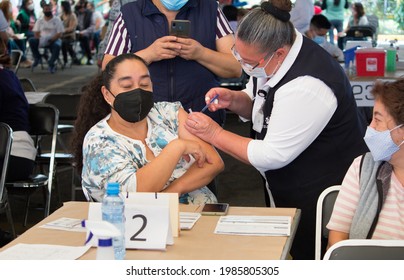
[313,36,326,45]
[363,124,403,162]
[160,0,188,11]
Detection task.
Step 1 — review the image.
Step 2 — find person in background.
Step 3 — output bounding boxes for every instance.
[327,78,404,250]
[321,0,349,47]
[314,1,322,14]
[60,0,80,67]
[307,14,344,61]
[0,0,32,68]
[72,53,224,203]
[344,2,369,32]
[0,39,36,184]
[86,1,105,55]
[29,3,64,73]
[94,0,109,13]
[290,0,314,35]
[0,36,37,247]
[185,0,368,259]
[51,0,61,16]
[102,0,241,127]
[75,0,95,65]
[338,2,369,50]
[0,10,8,42]
[222,4,238,32]
[16,0,36,40]
[218,0,232,9]
[95,0,120,68]
[237,7,248,22]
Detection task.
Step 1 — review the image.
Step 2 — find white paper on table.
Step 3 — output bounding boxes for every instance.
[40,217,86,232]
[0,243,91,260]
[180,212,201,230]
[214,215,291,236]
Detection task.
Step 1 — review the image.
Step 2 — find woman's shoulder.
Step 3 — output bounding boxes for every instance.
[84,117,112,142]
[147,102,182,133]
[150,102,182,120]
[154,101,182,112]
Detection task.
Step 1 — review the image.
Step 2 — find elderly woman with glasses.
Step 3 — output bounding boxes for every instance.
[185,0,368,260]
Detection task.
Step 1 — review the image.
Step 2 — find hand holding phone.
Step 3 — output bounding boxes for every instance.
[170,20,191,38]
[201,203,229,216]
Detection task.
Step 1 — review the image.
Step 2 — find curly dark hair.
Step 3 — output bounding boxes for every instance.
[371,77,404,126]
[71,53,148,175]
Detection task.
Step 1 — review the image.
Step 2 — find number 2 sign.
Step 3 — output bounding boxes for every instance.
[125,203,171,250]
[87,192,178,251]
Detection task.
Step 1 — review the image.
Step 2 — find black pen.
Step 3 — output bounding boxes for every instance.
[200,94,219,113]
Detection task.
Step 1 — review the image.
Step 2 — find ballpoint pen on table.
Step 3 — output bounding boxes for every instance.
[200,94,219,113]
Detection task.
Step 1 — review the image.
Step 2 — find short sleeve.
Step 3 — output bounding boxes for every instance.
[81,120,146,201]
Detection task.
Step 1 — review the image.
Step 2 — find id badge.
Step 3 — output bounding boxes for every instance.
[252,108,264,133]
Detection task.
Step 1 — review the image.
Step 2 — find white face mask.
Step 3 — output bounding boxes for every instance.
[241,53,278,79]
[232,45,280,79]
[363,124,404,162]
[27,3,34,11]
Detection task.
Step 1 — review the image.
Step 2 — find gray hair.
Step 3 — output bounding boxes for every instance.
[236,7,295,54]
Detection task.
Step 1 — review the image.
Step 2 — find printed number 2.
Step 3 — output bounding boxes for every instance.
[130,214,147,241]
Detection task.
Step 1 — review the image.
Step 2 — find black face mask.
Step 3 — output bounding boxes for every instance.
[44,11,52,17]
[110,88,154,123]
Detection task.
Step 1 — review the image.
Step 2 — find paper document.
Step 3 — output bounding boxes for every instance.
[214,215,291,236]
[0,243,91,260]
[180,212,201,230]
[40,217,86,232]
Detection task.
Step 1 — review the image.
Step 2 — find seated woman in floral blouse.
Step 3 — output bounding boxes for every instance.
[72,53,224,203]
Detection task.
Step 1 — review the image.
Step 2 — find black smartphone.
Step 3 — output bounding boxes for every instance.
[201,203,229,216]
[170,20,191,38]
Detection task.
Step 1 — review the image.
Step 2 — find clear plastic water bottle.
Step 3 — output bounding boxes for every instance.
[101,182,126,260]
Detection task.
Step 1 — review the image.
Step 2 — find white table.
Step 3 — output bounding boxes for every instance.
[0,202,301,260]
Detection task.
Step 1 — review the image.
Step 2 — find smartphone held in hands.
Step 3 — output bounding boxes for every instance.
[170,20,191,38]
[201,203,229,216]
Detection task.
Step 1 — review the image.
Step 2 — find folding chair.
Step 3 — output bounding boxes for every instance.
[10,49,23,75]
[315,185,340,260]
[18,77,37,92]
[323,239,404,260]
[6,103,59,226]
[346,25,375,40]
[0,122,16,239]
[41,93,82,200]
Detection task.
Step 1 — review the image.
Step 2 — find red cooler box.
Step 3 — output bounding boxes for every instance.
[355,48,386,76]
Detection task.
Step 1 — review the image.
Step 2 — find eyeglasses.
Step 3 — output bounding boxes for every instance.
[231,45,273,72]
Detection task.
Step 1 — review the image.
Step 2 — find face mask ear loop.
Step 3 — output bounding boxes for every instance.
[397,124,404,147]
[392,124,404,147]
[390,124,403,131]
[105,87,116,108]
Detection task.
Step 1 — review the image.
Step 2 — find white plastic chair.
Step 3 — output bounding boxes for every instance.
[315,185,341,260]
[324,239,404,260]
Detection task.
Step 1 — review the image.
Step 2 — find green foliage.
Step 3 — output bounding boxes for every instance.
[394,0,404,29]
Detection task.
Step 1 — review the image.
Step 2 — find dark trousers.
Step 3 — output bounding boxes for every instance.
[61,37,78,64]
[6,155,35,182]
[29,37,61,67]
[78,34,92,60]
